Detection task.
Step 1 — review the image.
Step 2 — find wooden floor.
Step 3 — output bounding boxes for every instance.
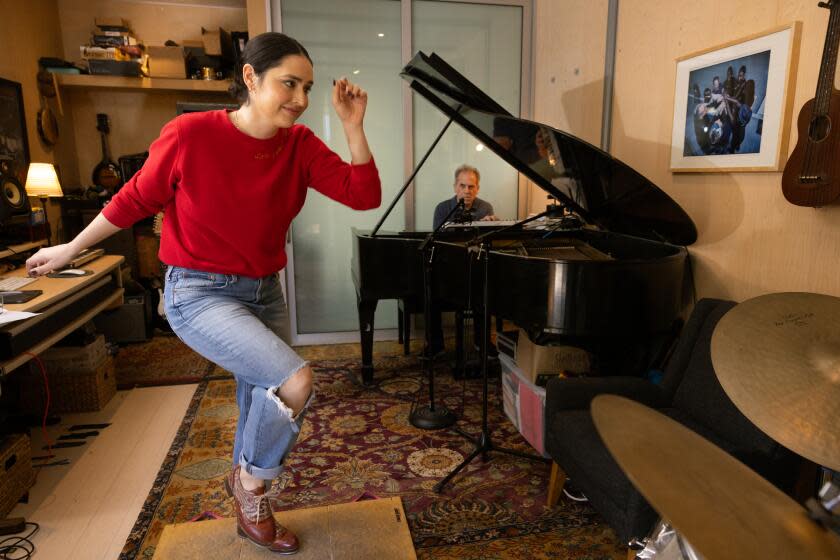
[10,384,197,560]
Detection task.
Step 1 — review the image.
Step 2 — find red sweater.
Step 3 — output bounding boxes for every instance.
[103,110,381,277]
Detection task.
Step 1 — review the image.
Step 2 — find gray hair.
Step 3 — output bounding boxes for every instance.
[453,164,480,184]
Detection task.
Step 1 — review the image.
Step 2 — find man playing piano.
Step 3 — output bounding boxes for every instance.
[432,164,496,229]
[428,164,496,358]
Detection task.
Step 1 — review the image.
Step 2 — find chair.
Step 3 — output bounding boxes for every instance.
[543,298,801,543]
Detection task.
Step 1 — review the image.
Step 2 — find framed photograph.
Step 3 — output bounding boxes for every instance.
[670,23,801,172]
[0,77,30,186]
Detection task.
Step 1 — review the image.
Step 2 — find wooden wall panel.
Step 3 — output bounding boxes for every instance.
[530,0,608,214]
[534,0,840,301]
[1,0,79,185]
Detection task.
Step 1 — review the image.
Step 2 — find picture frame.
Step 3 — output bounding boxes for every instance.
[669,22,801,173]
[0,77,31,187]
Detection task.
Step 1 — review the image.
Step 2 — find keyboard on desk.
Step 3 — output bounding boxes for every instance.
[0,276,37,291]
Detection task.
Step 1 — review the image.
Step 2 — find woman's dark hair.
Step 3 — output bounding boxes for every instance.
[228,32,313,103]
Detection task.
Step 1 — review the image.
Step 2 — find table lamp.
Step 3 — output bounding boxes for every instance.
[24,162,64,243]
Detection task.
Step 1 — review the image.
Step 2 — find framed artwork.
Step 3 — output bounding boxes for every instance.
[0,77,30,186]
[670,23,801,172]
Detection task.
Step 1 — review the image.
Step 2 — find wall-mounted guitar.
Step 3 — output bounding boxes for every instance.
[782,0,840,207]
[92,113,122,192]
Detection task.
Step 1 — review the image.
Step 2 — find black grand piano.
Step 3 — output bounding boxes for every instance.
[351,52,697,385]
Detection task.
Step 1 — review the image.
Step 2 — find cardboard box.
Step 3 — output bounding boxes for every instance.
[94,16,127,29]
[147,45,187,78]
[201,27,233,59]
[515,328,590,385]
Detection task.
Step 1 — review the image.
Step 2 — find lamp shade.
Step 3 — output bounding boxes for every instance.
[24,162,63,197]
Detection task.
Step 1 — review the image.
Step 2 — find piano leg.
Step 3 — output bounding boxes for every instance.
[357,297,378,385]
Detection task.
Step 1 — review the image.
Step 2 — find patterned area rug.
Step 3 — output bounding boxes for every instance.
[119,354,624,559]
[114,335,216,389]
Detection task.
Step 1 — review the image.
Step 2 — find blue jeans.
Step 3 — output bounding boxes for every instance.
[164,265,310,480]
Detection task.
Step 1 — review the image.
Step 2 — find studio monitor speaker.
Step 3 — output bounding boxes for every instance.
[0,164,32,225]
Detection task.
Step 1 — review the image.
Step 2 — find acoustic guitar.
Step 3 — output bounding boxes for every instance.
[92,113,122,191]
[782,0,840,207]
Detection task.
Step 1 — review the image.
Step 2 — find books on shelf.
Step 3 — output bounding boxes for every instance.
[80,17,145,76]
[80,45,143,61]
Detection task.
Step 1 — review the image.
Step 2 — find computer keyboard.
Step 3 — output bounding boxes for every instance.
[0,276,37,291]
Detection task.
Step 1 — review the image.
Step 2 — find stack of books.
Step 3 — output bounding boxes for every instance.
[80,17,145,77]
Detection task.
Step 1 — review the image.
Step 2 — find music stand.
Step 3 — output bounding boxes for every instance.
[434,237,548,493]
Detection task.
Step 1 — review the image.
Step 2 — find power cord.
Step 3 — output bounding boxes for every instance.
[0,521,39,559]
[23,352,54,461]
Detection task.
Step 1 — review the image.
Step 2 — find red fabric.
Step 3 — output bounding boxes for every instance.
[103,110,381,277]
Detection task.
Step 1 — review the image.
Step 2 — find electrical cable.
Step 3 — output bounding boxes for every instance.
[23,352,53,460]
[0,521,39,560]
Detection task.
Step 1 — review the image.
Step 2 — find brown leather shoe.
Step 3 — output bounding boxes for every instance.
[225,465,299,555]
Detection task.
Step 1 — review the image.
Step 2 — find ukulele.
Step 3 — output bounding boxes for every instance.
[92,113,122,191]
[782,1,840,207]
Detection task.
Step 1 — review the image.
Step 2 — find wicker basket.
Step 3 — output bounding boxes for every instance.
[23,355,116,413]
[0,434,35,519]
[40,335,108,375]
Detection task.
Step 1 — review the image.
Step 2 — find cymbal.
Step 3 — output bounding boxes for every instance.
[591,394,840,559]
[710,292,840,471]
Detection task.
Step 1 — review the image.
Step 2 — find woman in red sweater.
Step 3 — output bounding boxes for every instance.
[26,33,381,555]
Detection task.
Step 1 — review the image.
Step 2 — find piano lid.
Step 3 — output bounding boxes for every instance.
[401,52,697,246]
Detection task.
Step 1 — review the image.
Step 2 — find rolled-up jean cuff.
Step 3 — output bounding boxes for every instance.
[239,459,283,481]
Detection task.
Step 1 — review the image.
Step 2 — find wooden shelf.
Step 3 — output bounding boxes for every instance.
[0,240,47,260]
[56,73,231,93]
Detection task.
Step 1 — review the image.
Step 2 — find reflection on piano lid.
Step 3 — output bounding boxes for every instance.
[442,220,518,229]
[400,51,698,246]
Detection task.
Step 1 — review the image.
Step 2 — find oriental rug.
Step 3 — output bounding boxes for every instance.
[119,347,624,559]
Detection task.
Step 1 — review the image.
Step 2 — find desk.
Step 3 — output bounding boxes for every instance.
[0,255,124,376]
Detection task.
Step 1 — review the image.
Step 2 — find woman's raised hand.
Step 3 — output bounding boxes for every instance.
[332,77,367,127]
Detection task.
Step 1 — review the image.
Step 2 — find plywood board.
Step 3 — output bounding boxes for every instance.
[153,497,416,560]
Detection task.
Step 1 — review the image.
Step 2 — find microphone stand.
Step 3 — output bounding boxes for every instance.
[434,222,552,493]
[410,199,466,430]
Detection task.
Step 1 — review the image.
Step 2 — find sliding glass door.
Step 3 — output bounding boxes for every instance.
[275,0,530,344]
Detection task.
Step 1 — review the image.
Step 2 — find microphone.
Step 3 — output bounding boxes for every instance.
[453,199,471,223]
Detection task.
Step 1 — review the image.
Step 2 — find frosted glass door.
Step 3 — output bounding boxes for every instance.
[278,0,525,339]
[280,0,404,336]
[412,1,522,230]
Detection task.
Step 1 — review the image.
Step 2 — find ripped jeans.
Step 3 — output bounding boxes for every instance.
[164,266,310,480]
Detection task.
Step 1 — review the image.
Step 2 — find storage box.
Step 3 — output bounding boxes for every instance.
[201,26,233,59]
[40,334,107,375]
[515,328,590,385]
[500,354,548,456]
[147,45,187,78]
[0,434,36,518]
[94,16,127,29]
[23,355,116,413]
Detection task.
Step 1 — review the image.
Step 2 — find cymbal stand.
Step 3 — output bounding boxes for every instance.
[409,199,466,430]
[806,477,840,536]
[434,240,547,493]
